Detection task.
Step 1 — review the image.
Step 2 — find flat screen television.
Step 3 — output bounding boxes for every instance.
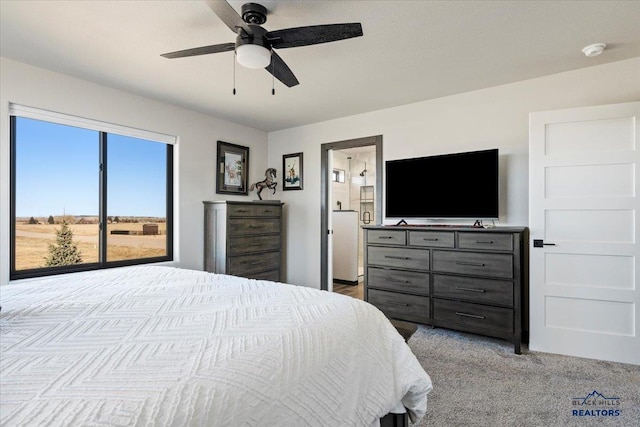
[385,148,499,220]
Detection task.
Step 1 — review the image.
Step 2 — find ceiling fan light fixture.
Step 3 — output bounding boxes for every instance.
[236,44,271,69]
[161,1,362,87]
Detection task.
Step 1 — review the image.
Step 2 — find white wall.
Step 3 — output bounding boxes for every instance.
[0,58,268,286]
[350,150,376,273]
[268,57,640,290]
[3,57,639,290]
[331,151,350,211]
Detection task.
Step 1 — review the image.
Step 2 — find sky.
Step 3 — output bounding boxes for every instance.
[15,117,168,218]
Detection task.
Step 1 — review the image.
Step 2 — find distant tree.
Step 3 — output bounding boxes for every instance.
[114,216,120,223]
[107,216,113,223]
[28,216,39,225]
[44,220,83,267]
[48,215,55,225]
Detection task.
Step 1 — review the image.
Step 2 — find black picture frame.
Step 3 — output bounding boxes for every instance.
[283,152,303,191]
[216,141,249,195]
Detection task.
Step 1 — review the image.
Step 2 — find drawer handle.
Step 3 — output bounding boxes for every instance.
[423,238,439,241]
[377,236,395,239]
[385,255,411,260]
[387,278,411,284]
[456,261,485,267]
[475,240,494,244]
[249,225,264,229]
[455,287,486,293]
[387,302,410,307]
[455,312,486,320]
[237,209,249,213]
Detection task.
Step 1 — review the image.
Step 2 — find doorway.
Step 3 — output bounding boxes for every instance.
[320,135,382,293]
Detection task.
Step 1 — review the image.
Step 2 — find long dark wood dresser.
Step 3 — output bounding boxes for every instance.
[363,225,527,353]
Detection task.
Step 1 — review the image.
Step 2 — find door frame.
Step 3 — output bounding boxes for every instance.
[320,135,383,291]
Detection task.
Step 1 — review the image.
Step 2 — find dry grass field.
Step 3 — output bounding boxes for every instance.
[16,223,167,235]
[15,222,167,271]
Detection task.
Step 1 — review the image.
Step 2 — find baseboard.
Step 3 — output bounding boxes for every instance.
[333,278,358,285]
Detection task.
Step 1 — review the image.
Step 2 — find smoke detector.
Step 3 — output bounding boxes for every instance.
[582,43,606,57]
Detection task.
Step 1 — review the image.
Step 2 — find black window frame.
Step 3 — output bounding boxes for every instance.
[9,115,174,280]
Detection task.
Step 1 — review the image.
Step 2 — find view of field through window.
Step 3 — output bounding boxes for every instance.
[14,117,169,272]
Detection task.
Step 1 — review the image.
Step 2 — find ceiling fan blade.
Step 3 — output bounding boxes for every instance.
[266,51,299,87]
[205,0,253,36]
[161,42,235,59]
[267,23,362,49]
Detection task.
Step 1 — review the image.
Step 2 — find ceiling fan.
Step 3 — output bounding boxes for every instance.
[161,0,363,88]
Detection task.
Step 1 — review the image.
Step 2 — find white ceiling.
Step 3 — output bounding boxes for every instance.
[1,1,639,132]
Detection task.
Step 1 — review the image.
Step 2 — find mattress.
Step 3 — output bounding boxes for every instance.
[0,266,432,426]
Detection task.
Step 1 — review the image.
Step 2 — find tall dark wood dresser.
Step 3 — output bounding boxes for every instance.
[204,201,284,281]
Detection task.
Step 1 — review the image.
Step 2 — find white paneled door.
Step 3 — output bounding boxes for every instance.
[529,101,640,365]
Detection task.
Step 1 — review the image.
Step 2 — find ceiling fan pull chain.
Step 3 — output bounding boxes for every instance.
[233,51,237,95]
[272,59,275,95]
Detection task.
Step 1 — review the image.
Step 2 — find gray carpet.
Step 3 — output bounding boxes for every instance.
[407,325,640,427]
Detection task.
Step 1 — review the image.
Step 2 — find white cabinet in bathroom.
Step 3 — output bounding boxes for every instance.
[332,210,359,283]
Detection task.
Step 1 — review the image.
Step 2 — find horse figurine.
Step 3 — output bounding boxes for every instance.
[250,168,277,200]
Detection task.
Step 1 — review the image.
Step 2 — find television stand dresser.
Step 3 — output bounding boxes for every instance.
[363,225,527,353]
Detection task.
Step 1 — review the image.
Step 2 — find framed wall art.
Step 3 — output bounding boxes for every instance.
[283,152,303,191]
[216,141,249,195]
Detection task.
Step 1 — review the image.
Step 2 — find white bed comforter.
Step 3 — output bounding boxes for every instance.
[0,266,432,426]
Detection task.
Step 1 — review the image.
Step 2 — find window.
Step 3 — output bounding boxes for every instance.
[10,106,174,279]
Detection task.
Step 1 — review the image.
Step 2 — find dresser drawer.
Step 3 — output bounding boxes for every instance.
[432,250,513,279]
[227,204,256,217]
[367,267,429,296]
[255,205,281,217]
[433,274,513,306]
[228,251,280,276]
[408,231,455,248]
[367,229,407,245]
[433,299,513,333]
[368,246,429,271]
[458,232,513,251]
[229,235,280,255]
[228,218,281,236]
[368,289,430,324]
[249,269,281,281]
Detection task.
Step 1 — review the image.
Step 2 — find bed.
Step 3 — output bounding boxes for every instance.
[0,266,432,426]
